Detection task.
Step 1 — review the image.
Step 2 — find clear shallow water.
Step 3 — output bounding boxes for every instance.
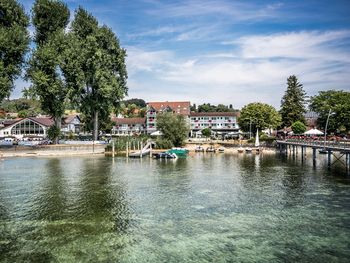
[0,153,349,262]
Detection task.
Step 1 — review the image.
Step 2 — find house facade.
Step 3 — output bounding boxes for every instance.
[189,112,240,137]
[146,101,191,134]
[111,117,146,135]
[0,117,54,139]
[61,115,81,134]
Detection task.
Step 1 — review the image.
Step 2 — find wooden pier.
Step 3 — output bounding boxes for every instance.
[276,139,350,171]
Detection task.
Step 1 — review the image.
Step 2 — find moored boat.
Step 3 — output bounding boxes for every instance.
[245,147,252,153]
[153,152,177,159]
[206,146,216,153]
[237,147,244,153]
[167,147,189,157]
[319,148,330,154]
[195,145,205,152]
[218,147,225,153]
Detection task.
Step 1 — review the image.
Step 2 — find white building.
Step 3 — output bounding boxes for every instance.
[111,117,146,135]
[0,117,54,139]
[189,112,240,137]
[61,115,81,134]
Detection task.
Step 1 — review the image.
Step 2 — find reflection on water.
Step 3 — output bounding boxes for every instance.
[0,154,350,262]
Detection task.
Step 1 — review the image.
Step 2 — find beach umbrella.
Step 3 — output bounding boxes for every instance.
[304,129,324,135]
[255,129,260,147]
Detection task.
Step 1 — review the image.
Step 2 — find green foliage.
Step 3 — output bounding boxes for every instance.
[47,125,61,141]
[155,138,173,149]
[197,103,236,113]
[32,0,70,45]
[123,98,146,108]
[238,102,281,132]
[291,121,307,134]
[190,103,196,112]
[310,90,350,133]
[0,0,30,101]
[17,110,28,118]
[156,112,189,147]
[62,8,128,140]
[201,128,211,138]
[0,98,42,115]
[27,0,70,129]
[280,75,306,127]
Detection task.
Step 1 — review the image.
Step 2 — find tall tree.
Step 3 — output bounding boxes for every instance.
[238,102,281,133]
[0,0,30,101]
[31,0,70,45]
[26,0,70,143]
[309,90,350,134]
[280,75,306,128]
[63,8,127,140]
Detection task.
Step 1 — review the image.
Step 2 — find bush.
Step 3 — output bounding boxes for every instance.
[47,125,61,142]
[155,138,173,149]
[291,121,307,134]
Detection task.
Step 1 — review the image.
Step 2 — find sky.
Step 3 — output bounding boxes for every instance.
[15,0,350,108]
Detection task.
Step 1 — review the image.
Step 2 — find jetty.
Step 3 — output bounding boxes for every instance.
[276,139,350,171]
[128,140,155,158]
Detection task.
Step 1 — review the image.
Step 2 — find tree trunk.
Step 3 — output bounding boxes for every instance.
[93,111,99,141]
[54,116,61,144]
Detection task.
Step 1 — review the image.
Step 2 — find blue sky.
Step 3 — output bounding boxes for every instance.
[16,0,350,108]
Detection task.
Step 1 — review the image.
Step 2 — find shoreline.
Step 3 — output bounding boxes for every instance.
[0,144,106,158]
[0,141,279,158]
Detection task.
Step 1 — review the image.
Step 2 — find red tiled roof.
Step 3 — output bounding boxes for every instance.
[64,114,80,124]
[0,117,54,130]
[190,112,239,117]
[111,117,146,125]
[29,117,55,127]
[3,119,21,127]
[147,101,190,116]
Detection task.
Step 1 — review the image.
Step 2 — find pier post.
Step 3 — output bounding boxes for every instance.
[140,142,142,158]
[126,141,129,158]
[301,146,304,163]
[327,150,332,169]
[112,140,115,158]
[312,148,316,167]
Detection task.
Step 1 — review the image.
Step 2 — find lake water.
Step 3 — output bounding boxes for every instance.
[0,153,349,262]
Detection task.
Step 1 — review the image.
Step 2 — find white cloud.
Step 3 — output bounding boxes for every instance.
[126,47,173,75]
[233,30,350,62]
[125,30,350,108]
[146,0,283,21]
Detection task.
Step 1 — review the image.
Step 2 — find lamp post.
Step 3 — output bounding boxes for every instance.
[323,109,332,148]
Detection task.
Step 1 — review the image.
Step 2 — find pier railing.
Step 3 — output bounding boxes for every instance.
[276,139,350,151]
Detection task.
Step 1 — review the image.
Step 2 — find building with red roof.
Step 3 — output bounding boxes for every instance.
[146,101,191,134]
[0,117,54,139]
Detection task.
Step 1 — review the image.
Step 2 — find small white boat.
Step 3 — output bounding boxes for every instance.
[195,145,204,152]
[218,147,225,153]
[245,147,252,153]
[206,146,216,153]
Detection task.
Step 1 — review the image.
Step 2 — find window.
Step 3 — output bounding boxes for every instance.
[10,120,44,135]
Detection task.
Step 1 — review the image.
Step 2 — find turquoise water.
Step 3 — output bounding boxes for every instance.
[0,153,349,262]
